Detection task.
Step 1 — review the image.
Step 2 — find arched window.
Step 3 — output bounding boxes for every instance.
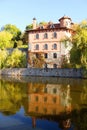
[44,44,48,50]
[44,33,48,39]
[53,53,57,58]
[53,43,57,50]
[36,44,39,50]
[54,32,57,38]
[36,33,39,39]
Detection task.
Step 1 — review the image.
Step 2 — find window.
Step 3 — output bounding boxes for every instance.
[35,96,38,101]
[44,97,47,102]
[53,64,57,68]
[66,21,68,26]
[53,88,57,93]
[44,53,48,58]
[36,53,39,58]
[53,53,57,58]
[44,33,48,39]
[35,44,39,50]
[53,97,57,103]
[44,63,48,68]
[54,32,57,38]
[40,26,43,29]
[44,88,47,93]
[36,33,39,39]
[44,44,48,50]
[52,43,57,50]
[53,43,57,50]
[35,88,39,92]
[50,24,55,28]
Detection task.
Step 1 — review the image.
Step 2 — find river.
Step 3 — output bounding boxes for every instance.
[0,76,87,130]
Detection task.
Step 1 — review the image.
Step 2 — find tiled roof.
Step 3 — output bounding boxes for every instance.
[26,16,74,32]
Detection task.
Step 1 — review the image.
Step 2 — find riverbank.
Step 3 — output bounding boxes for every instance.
[0,68,84,78]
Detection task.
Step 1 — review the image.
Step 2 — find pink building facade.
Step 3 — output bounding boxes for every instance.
[26,16,74,68]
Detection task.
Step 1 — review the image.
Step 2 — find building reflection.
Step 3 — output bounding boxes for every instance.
[25,83,72,129]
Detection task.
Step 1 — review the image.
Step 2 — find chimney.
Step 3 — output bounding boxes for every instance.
[33,17,36,29]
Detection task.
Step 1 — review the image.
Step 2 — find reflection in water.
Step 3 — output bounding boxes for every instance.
[27,83,72,129]
[0,76,87,130]
[27,83,71,115]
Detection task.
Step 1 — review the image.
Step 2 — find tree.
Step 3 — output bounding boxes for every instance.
[5,49,27,68]
[70,21,87,68]
[0,31,13,49]
[2,24,22,47]
[39,21,47,25]
[2,24,22,41]
[21,32,28,45]
[0,49,8,68]
[26,24,33,30]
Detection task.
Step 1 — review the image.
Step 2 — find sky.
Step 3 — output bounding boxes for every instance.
[0,0,87,32]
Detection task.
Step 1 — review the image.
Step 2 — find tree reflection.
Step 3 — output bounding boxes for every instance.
[72,108,87,130]
[0,80,27,115]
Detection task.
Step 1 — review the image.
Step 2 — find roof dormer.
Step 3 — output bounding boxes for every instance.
[50,24,55,29]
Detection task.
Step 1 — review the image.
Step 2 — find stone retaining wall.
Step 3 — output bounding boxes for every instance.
[0,68,83,78]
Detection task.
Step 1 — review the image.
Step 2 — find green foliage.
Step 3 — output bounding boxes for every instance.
[82,68,87,78]
[21,32,28,45]
[0,49,26,68]
[72,27,87,48]
[26,24,33,30]
[70,47,81,68]
[0,49,8,69]
[70,21,87,68]
[39,21,47,25]
[18,45,28,48]
[0,80,27,115]
[2,24,22,41]
[72,109,87,130]
[5,49,26,68]
[1,24,24,48]
[0,31,13,49]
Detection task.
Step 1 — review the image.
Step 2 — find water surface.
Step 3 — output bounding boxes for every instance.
[0,76,87,130]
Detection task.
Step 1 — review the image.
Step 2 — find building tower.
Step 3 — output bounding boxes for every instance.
[59,15,72,28]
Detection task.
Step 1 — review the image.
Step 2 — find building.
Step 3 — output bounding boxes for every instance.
[26,16,74,68]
